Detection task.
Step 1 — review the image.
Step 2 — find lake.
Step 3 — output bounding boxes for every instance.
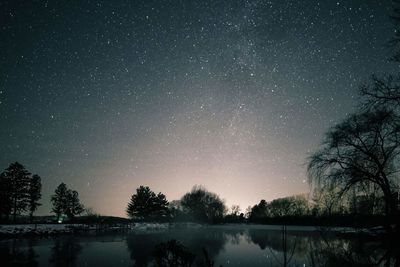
[0,224,398,266]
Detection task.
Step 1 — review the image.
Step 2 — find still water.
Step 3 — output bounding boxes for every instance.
[0,225,398,266]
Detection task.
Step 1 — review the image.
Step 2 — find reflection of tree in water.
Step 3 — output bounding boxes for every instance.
[172,228,227,265]
[153,239,222,267]
[126,233,167,267]
[49,237,82,267]
[0,239,39,267]
[26,240,39,267]
[308,236,400,267]
[126,228,233,266]
[153,239,195,267]
[249,228,309,255]
[223,229,244,246]
[248,227,400,266]
[249,226,301,266]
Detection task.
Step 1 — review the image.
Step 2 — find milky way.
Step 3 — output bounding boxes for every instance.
[0,0,398,216]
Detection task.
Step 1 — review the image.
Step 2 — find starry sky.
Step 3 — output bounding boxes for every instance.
[0,0,399,217]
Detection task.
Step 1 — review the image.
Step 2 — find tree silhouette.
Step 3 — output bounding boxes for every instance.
[1,162,31,222]
[0,162,42,223]
[126,186,169,221]
[310,186,348,216]
[51,183,69,222]
[249,200,269,222]
[65,190,84,221]
[308,109,400,232]
[359,0,400,107]
[51,183,84,222]
[0,172,12,221]
[180,186,226,223]
[229,205,240,216]
[28,174,42,223]
[268,195,309,217]
[360,74,400,110]
[248,195,309,222]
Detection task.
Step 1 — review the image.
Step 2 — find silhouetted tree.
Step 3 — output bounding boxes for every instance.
[358,0,400,108]
[311,186,348,216]
[0,172,12,221]
[126,186,169,221]
[168,200,187,221]
[249,200,269,222]
[229,205,240,216]
[360,74,400,110]
[51,183,69,222]
[51,183,84,222]
[269,195,309,217]
[249,195,309,222]
[180,186,226,223]
[65,190,84,221]
[308,109,400,232]
[0,163,42,223]
[224,205,243,223]
[1,162,31,222]
[27,174,41,223]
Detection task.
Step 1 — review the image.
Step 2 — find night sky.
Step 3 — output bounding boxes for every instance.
[1,0,398,217]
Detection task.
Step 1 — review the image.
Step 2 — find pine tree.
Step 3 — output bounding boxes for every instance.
[2,162,31,223]
[51,183,69,222]
[51,183,84,222]
[127,186,169,220]
[0,172,12,221]
[65,190,84,221]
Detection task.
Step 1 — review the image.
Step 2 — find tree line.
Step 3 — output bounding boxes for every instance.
[0,161,395,226]
[126,185,392,226]
[0,162,84,223]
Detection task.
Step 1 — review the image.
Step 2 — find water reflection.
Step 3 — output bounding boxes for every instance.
[308,236,400,266]
[248,226,312,266]
[0,239,38,266]
[0,226,399,266]
[125,229,226,266]
[153,239,194,267]
[49,237,82,267]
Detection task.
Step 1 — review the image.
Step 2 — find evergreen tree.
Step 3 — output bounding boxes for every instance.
[28,174,42,223]
[0,172,12,221]
[51,183,69,222]
[51,183,84,222]
[2,162,31,222]
[127,186,169,220]
[65,190,84,221]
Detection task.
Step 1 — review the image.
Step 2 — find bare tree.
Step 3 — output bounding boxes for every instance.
[360,74,400,110]
[308,109,400,232]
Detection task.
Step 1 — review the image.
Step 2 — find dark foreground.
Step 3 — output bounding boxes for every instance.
[0,225,399,267]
